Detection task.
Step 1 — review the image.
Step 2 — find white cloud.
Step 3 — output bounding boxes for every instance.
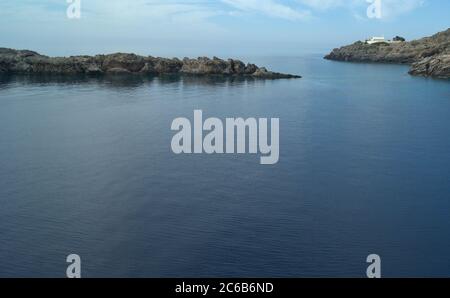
[0,0,230,56]
[377,0,425,19]
[0,0,425,24]
[0,0,222,23]
[297,0,425,19]
[222,0,311,21]
[297,0,344,10]
[84,0,222,23]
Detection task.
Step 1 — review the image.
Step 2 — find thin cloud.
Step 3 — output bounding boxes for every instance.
[297,0,425,19]
[297,0,344,10]
[222,0,311,21]
[0,0,223,23]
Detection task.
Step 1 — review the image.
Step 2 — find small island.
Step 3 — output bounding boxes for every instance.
[0,48,301,79]
[324,28,450,79]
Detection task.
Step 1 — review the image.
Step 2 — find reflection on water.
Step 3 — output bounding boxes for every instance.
[0,73,267,90]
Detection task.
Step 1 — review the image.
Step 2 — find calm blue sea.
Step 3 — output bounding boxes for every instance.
[0,54,449,277]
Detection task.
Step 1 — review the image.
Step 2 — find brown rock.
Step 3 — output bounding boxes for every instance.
[0,48,301,79]
[324,28,450,79]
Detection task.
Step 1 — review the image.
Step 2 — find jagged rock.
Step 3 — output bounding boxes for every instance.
[324,28,450,79]
[86,64,103,74]
[229,59,246,74]
[409,53,450,79]
[0,48,300,79]
[102,53,145,73]
[180,57,230,75]
[244,63,258,74]
[252,67,301,79]
[149,57,183,74]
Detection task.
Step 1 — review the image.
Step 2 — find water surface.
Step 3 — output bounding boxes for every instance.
[0,55,449,277]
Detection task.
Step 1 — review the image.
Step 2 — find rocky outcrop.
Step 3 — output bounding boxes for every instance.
[409,53,450,79]
[0,48,300,79]
[324,28,450,79]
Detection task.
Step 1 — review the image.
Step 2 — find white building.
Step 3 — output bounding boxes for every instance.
[366,36,387,44]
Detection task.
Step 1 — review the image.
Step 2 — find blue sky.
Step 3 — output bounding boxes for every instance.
[0,0,448,57]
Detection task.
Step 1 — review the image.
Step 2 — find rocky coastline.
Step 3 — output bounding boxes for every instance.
[0,48,301,79]
[324,28,450,79]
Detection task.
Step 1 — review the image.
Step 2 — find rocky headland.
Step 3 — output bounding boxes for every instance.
[324,28,450,79]
[0,48,300,79]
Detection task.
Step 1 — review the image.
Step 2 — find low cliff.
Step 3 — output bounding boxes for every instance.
[324,28,450,79]
[0,48,301,79]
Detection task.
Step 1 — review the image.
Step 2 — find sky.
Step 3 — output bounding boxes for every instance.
[0,0,449,57]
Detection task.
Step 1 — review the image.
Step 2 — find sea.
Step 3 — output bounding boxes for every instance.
[0,54,449,277]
